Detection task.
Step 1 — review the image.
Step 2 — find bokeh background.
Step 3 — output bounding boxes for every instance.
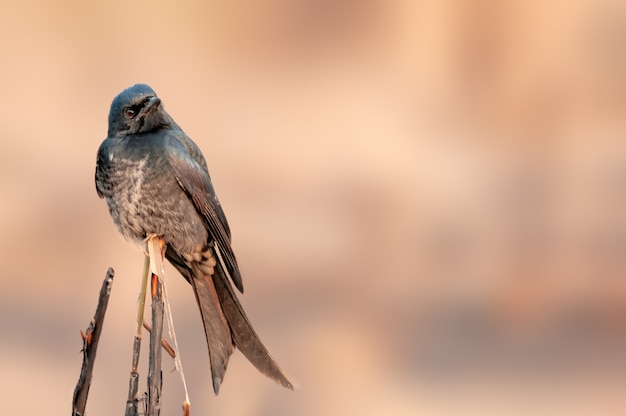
[1,0,626,415]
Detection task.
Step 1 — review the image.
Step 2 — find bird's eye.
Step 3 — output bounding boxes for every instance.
[125,108,135,118]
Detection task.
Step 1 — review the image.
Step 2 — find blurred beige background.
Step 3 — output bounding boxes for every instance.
[1,0,626,415]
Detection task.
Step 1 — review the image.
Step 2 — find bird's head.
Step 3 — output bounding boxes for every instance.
[107,84,174,137]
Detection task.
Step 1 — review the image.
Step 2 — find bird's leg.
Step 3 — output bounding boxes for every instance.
[146,235,166,281]
[136,233,163,343]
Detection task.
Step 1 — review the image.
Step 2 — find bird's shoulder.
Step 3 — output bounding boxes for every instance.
[164,129,210,174]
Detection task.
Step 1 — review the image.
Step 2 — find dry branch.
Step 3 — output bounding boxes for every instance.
[147,273,164,416]
[72,268,115,416]
[125,334,144,416]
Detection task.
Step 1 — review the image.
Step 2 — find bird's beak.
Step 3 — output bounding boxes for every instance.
[145,96,162,113]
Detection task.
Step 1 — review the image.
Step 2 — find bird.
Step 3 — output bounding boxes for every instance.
[95,83,293,394]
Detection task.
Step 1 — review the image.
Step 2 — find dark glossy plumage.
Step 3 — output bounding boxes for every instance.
[95,84,293,393]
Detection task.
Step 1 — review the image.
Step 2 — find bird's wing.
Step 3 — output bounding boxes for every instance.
[94,141,109,199]
[165,135,294,391]
[171,130,232,238]
[166,138,244,292]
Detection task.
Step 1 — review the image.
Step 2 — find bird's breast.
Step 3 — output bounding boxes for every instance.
[100,150,208,253]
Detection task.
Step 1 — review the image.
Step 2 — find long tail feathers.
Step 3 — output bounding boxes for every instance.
[212,265,295,390]
[188,264,233,394]
[165,246,294,393]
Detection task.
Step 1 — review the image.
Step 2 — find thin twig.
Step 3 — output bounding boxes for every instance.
[143,321,176,358]
[124,335,144,416]
[161,271,192,410]
[126,251,152,416]
[148,272,164,416]
[182,401,191,416]
[136,252,151,336]
[147,236,165,416]
[72,268,115,416]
